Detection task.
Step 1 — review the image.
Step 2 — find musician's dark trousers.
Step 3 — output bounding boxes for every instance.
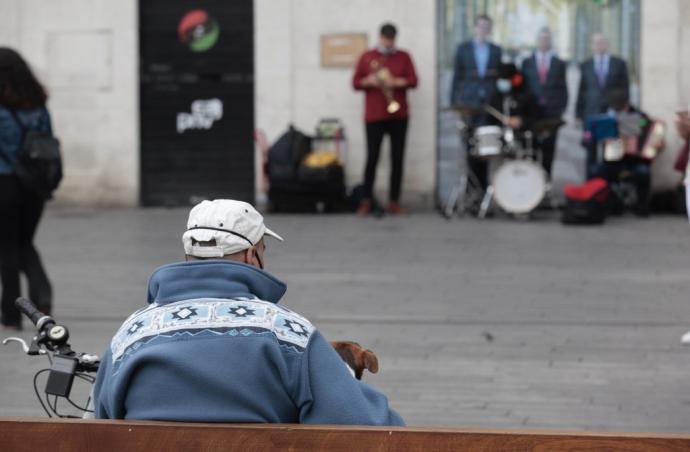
[363,118,408,202]
[585,140,599,179]
[467,154,489,189]
[537,130,559,177]
[0,175,52,328]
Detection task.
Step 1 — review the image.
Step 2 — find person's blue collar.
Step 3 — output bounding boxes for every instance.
[146,260,287,305]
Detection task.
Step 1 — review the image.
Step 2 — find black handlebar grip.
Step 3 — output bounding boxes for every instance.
[14,297,45,327]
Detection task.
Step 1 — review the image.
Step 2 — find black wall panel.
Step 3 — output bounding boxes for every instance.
[140,0,254,206]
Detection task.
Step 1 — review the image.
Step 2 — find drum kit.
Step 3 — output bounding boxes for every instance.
[443,105,562,219]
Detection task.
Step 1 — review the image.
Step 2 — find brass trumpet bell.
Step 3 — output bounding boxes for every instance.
[387,100,401,114]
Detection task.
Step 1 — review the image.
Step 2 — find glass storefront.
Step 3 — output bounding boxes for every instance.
[436,0,641,204]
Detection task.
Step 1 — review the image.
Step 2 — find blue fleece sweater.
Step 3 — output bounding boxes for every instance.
[93,260,404,425]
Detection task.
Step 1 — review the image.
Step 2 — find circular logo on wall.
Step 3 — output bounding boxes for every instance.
[178,10,220,52]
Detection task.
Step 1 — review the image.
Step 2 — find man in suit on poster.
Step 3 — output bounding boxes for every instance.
[450,14,503,190]
[576,32,630,175]
[521,27,568,177]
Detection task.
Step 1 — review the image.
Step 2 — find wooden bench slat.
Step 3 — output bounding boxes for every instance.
[2,417,690,452]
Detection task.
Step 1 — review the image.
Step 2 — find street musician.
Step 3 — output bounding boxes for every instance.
[585,90,665,216]
[486,62,540,136]
[352,23,418,216]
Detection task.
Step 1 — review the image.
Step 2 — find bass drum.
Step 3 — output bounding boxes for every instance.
[492,159,546,214]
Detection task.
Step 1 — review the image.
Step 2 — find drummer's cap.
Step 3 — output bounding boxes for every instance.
[182,199,283,258]
[498,62,518,80]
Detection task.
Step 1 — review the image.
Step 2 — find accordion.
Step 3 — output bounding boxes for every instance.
[586,113,665,162]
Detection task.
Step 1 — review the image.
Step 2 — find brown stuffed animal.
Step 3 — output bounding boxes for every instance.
[330,341,379,380]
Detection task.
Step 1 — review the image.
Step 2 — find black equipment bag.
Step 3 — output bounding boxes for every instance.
[297,163,344,187]
[561,178,610,225]
[269,164,346,212]
[5,110,63,199]
[267,125,312,186]
[267,125,346,212]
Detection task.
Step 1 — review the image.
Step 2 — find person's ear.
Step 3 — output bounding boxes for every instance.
[245,245,259,267]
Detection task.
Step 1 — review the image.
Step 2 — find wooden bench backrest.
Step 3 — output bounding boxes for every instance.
[2,417,690,451]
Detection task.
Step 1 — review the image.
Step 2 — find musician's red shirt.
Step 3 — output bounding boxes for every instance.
[352,48,418,123]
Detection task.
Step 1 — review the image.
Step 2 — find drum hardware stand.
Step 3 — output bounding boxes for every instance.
[478,185,494,219]
[443,168,485,219]
[467,104,508,220]
[442,118,484,219]
[444,103,539,220]
[443,174,467,218]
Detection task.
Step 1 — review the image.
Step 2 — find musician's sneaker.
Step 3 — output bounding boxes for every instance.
[386,201,408,216]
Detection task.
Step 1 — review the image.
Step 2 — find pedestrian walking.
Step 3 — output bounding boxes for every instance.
[0,48,55,330]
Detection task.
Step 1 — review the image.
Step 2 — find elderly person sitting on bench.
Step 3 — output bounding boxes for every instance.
[93,199,403,425]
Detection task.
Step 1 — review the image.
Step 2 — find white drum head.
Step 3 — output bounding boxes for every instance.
[475,125,502,136]
[492,160,546,214]
[473,126,503,158]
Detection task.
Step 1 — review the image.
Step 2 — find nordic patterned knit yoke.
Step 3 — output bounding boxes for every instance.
[110,297,315,373]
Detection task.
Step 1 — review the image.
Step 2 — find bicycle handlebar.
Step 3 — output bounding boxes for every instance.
[15,297,51,328]
[5,297,100,416]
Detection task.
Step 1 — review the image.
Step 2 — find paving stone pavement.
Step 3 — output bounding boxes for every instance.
[1,207,689,432]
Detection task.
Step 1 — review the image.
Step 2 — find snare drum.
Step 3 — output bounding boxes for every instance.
[472,126,503,158]
[492,159,546,214]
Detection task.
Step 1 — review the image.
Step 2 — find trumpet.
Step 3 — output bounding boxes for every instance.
[370,60,401,114]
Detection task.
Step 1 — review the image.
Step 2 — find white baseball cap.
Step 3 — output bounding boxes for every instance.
[182,199,283,258]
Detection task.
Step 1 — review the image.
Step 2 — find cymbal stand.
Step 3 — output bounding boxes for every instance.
[442,118,484,219]
[478,184,494,219]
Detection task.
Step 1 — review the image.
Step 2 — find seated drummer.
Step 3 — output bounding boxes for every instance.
[588,90,655,217]
[459,63,538,199]
[487,63,540,138]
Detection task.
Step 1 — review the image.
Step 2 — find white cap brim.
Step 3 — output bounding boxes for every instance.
[264,227,284,242]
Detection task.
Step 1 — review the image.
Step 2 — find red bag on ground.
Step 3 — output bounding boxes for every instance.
[562,178,610,225]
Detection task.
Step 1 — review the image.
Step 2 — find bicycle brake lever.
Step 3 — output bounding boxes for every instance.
[2,337,47,355]
[3,337,30,353]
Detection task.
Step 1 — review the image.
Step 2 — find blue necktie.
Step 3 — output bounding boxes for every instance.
[597,58,606,87]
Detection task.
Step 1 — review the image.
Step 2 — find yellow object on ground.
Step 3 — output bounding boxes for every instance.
[303,151,339,168]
